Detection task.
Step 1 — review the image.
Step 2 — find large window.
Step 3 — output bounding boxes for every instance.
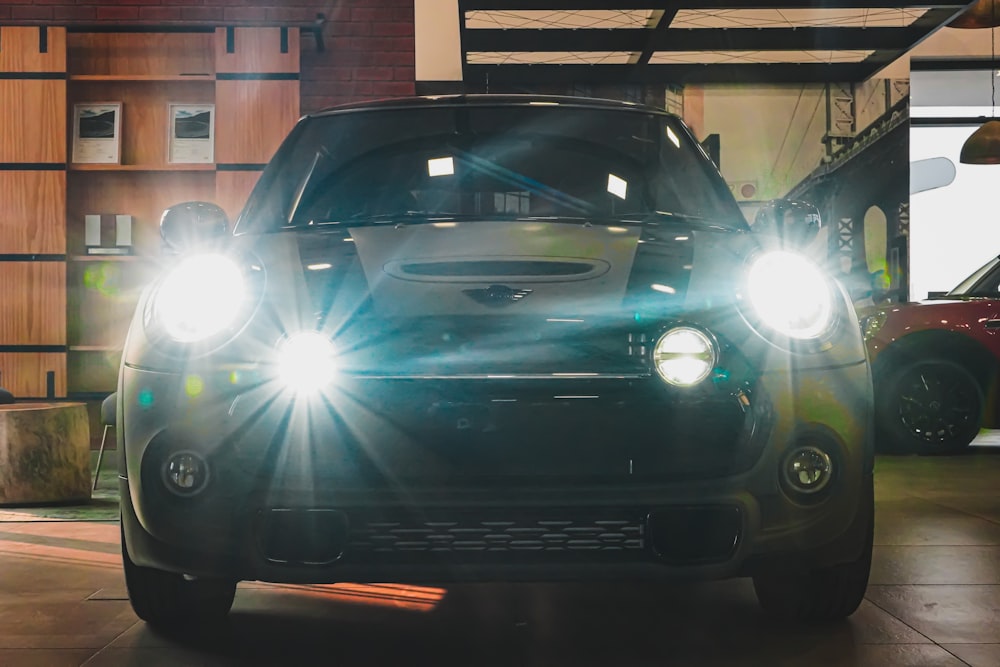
[910,69,1000,300]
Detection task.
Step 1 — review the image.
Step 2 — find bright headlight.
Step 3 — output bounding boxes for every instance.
[153,254,246,342]
[278,332,338,394]
[653,327,717,386]
[746,251,833,340]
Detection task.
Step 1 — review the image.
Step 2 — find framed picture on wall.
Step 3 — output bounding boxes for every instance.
[71,102,122,164]
[167,103,214,164]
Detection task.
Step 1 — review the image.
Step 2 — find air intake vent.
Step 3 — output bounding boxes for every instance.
[346,510,644,561]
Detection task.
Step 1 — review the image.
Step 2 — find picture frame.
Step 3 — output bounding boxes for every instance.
[167,103,215,164]
[72,102,122,164]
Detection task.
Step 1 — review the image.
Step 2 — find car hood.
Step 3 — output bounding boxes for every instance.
[863,297,989,320]
[861,297,1000,354]
[225,220,754,376]
[258,220,752,321]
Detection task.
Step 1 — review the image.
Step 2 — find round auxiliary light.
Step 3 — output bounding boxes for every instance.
[162,451,210,497]
[781,446,833,496]
[277,331,338,394]
[652,327,717,386]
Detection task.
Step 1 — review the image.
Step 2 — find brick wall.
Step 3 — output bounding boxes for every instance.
[303,1,415,113]
[1,0,416,114]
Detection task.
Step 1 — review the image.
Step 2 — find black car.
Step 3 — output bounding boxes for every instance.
[117,95,874,627]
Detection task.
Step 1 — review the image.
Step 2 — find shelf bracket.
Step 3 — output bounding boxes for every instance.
[308,13,326,53]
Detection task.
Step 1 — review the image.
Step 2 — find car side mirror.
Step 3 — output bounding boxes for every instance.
[752,198,822,249]
[160,201,229,252]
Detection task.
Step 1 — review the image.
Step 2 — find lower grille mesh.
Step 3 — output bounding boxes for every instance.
[347,512,644,557]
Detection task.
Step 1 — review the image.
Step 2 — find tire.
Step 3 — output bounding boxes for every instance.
[752,480,873,624]
[875,359,982,454]
[121,522,237,628]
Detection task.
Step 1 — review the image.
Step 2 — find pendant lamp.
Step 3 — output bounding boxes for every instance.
[959,0,1000,164]
[950,0,1000,29]
[960,120,1000,164]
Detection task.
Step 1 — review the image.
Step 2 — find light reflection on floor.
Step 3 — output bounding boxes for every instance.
[971,429,1000,447]
[244,582,447,612]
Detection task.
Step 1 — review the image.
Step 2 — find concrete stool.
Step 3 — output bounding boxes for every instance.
[0,402,91,505]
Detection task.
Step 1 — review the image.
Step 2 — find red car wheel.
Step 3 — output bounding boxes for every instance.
[875,359,983,454]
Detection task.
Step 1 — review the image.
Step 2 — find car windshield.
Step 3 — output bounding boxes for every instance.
[235,102,747,234]
[946,255,1000,297]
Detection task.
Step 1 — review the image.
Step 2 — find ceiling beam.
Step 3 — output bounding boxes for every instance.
[859,6,975,77]
[463,62,872,85]
[461,1,972,11]
[464,27,920,52]
[636,7,679,66]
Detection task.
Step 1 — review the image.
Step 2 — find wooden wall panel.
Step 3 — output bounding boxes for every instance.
[0,263,66,345]
[215,81,298,164]
[215,171,261,222]
[0,171,66,254]
[66,172,216,257]
[0,353,66,399]
[67,33,214,77]
[68,81,214,167]
[0,81,66,163]
[215,28,299,74]
[0,27,66,73]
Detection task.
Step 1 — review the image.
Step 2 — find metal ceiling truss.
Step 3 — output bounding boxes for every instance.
[459,1,975,85]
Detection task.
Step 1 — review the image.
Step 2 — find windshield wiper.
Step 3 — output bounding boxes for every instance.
[287,212,487,228]
[611,210,739,229]
[286,212,602,229]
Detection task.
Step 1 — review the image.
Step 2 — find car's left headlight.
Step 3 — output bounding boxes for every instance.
[745,250,834,340]
[150,254,247,342]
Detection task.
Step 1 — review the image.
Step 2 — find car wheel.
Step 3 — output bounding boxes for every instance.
[875,359,982,454]
[121,522,237,627]
[752,479,873,624]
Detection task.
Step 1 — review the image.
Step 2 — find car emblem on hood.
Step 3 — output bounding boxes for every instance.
[462,284,533,308]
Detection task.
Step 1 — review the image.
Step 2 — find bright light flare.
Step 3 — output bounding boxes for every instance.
[278,332,339,394]
[666,126,680,148]
[428,156,455,177]
[747,251,833,340]
[154,254,246,342]
[607,173,628,200]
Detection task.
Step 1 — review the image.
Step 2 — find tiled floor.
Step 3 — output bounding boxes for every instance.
[1,446,999,666]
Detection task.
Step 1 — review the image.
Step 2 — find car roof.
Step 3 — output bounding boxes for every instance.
[308,94,677,119]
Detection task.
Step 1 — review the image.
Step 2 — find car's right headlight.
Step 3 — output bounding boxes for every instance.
[745,250,834,340]
[148,254,247,342]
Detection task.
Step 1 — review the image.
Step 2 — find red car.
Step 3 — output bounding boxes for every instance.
[861,256,1000,454]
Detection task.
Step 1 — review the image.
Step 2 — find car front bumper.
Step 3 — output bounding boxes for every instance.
[119,359,873,584]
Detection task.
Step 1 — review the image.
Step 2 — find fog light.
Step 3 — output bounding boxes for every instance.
[781,445,833,495]
[653,327,717,386]
[162,451,209,497]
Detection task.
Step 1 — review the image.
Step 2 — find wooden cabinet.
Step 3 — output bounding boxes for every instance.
[0,27,67,399]
[0,24,300,399]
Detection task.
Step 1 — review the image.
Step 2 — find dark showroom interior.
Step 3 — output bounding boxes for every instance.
[2,0,1000,665]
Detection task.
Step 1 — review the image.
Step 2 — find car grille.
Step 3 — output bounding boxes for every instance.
[343,510,645,561]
